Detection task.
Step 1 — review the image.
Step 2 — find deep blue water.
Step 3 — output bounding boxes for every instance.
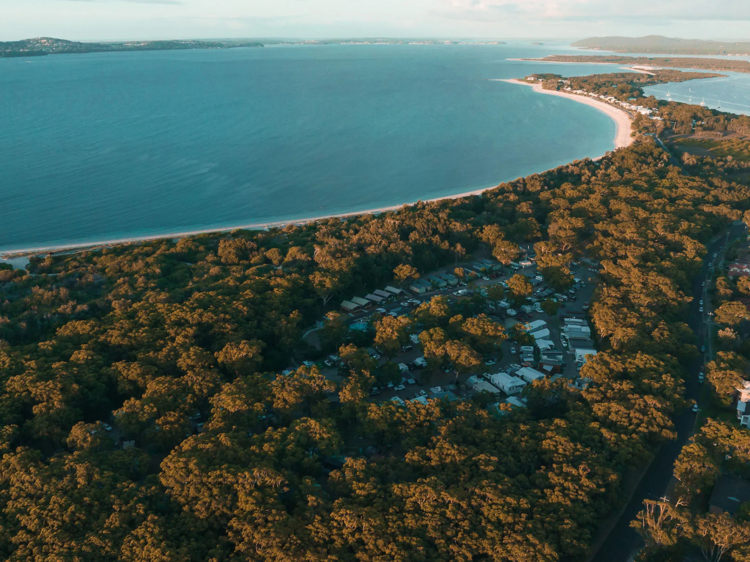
[1,44,632,253]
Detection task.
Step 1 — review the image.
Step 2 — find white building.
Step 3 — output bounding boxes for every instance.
[575,348,598,365]
[516,367,546,384]
[531,328,551,340]
[536,339,555,352]
[487,372,527,395]
[467,376,502,395]
[526,320,547,333]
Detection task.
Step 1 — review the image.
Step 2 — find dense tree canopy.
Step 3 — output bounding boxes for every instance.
[0,120,749,560]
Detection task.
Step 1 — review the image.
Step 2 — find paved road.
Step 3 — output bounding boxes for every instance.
[590,223,746,562]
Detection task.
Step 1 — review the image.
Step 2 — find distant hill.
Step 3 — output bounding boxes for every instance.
[572,35,750,56]
[0,37,264,58]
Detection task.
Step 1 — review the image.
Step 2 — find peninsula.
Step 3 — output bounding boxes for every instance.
[0,37,264,58]
[523,54,750,74]
[572,35,750,56]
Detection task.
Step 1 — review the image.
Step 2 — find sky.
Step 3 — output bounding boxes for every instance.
[2,0,750,42]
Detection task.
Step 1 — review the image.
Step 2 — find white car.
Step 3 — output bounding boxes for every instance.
[483,276,490,281]
[510,347,517,354]
[376,308,387,314]
[699,307,704,313]
[692,404,699,413]
[394,385,406,392]
[303,361,315,367]
[698,373,705,383]
[507,309,518,317]
[485,359,496,366]
[699,300,703,306]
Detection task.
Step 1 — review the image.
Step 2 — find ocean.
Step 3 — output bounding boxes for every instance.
[0,43,735,254]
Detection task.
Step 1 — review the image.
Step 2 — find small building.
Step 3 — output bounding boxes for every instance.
[374,289,392,299]
[385,286,403,295]
[427,277,447,289]
[526,320,548,333]
[487,372,527,395]
[506,396,528,409]
[341,300,360,313]
[409,283,427,294]
[410,395,430,405]
[431,390,461,402]
[536,339,555,352]
[390,396,406,406]
[737,400,750,427]
[351,296,371,308]
[365,293,385,304]
[568,337,596,351]
[709,476,750,515]
[538,359,564,374]
[516,367,545,384]
[531,329,551,341]
[467,375,502,395]
[439,274,459,286]
[575,348,598,365]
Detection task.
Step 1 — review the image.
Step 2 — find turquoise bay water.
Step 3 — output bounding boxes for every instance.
[1,44,629,253]
[644,71,750,116]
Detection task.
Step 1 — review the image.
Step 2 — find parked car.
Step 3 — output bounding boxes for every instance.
[485,359,496,366]
[692,404,699,413]
[402,345,414,352]
[701,346,706,353]
[394,385,405,392]
[376,308,387,314]
[418,390,427,397]
[698,373,705,383]
[303,361,315,367]
[699,307,704,313]
[510,347,517,354]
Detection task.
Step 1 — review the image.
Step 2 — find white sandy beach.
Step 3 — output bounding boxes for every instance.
[498,79,634,150]
[1,79,634,259]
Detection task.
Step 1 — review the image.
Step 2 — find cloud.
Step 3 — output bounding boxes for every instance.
[443,0,750,22]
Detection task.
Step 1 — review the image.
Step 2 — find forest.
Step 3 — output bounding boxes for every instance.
[534,55,750,74]
[571,36,750,56]
[2,78,750,560]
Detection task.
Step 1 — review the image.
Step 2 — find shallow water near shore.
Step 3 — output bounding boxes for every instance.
[2,44,641,253]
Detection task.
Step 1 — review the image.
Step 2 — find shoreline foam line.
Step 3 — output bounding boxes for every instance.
[497,79,634,150]
[1,80,633,259]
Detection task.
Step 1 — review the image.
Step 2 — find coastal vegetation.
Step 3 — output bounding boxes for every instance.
[0,37,264,58]
[2,56,750,560]
[1,130,750,560]
[529,69,722,102]
[571,36,750,56]
[532,54,750,74]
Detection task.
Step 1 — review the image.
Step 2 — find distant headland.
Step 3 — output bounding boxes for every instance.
[572,35,750,56]
[0,37,265,58]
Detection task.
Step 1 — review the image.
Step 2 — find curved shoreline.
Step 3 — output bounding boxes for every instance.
[1,80,633,259]
[498,79,634,149]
